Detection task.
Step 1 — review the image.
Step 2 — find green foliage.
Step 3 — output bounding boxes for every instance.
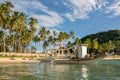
[81,29,120,54]
[43,41,48,50]
[66,41,72,48]
[82,30,120,44]
[83,38,91,48]
[31,46,36,53]
[0,1,38,52]
[92,38,98,50]
[75,37,81,45]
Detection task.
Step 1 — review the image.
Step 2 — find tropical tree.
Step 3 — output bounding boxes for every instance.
[53,30,57,49]
[108,40,115,52]
[48,35,54,49]
[75,37,81,45]
[9,11,20,52]
[92,38,99,53]
[58,32,69,47]
[29,17,38,53]
[0,31,3,52]
[66,41,72,48]
[43,40,49,51]
[39,27,50,52]
[33,35,40,54]
[18,12,27,53]
[69,31,74,39]
[83,38,91,53]
[98,44,103,53]
[0,1,13,54]
[31,46,36,53]
[21,29,31,52]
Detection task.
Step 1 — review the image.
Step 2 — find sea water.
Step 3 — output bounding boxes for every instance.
[0,60,120,80]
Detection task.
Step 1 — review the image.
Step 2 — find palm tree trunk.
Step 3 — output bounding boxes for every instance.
[30,33,32,57]
[35,42,37,57]
[3,32,6,56]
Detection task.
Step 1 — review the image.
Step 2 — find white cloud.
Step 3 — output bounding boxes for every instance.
[2,0,64,28]
[63,0,108,21]
[106,0,120,17]
[32,14,63,28]
[64,13,75,21]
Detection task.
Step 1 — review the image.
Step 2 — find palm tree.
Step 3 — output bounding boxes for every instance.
[29,17,38,54]
[0,1,13,26]
[43,40,49,51]
[9,12,20,52]
[92,38,98,54]
[18,12,27,54]
[0,1,13,54]
[53,30,57,49]
[0,31,3,52]
[0,3,5,26]
[58,32,69,47]
[48,35,54,49]
[66,41,72,48]
[33,35,40,55]
[39,27,50,52]
[84,38,91,54]
[31,46,36,53]
[21,29,31,53]
[69,31,74,39]
[75,37,81,45]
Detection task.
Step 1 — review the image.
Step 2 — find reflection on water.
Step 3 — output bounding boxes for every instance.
[82,65,88,79]
[0,60,120,80]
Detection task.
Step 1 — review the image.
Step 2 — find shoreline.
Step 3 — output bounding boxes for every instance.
[103,55,120,60]
[1,55,120,63]
[0,58,40,63]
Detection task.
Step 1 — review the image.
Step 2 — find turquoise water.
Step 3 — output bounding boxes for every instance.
[0,60,120,80]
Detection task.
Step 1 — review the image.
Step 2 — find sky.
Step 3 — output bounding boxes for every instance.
[0,0,120,38]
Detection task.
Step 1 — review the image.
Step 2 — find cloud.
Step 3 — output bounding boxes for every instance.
[64,13,75,21]
[63,0,108,21]
[31,14,63,28]
[0,0,64,28]
[105,0,120,17]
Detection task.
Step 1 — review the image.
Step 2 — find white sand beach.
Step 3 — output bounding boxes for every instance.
[0,58,40,63]
[103,55,120,60]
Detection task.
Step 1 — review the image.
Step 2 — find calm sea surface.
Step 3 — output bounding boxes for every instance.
[0,59,120,80]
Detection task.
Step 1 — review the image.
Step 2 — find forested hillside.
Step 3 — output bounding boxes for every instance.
[80,30,120,54]
[82,30,120,44]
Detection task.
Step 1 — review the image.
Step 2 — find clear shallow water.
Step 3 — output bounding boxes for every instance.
[0,60,120,80]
